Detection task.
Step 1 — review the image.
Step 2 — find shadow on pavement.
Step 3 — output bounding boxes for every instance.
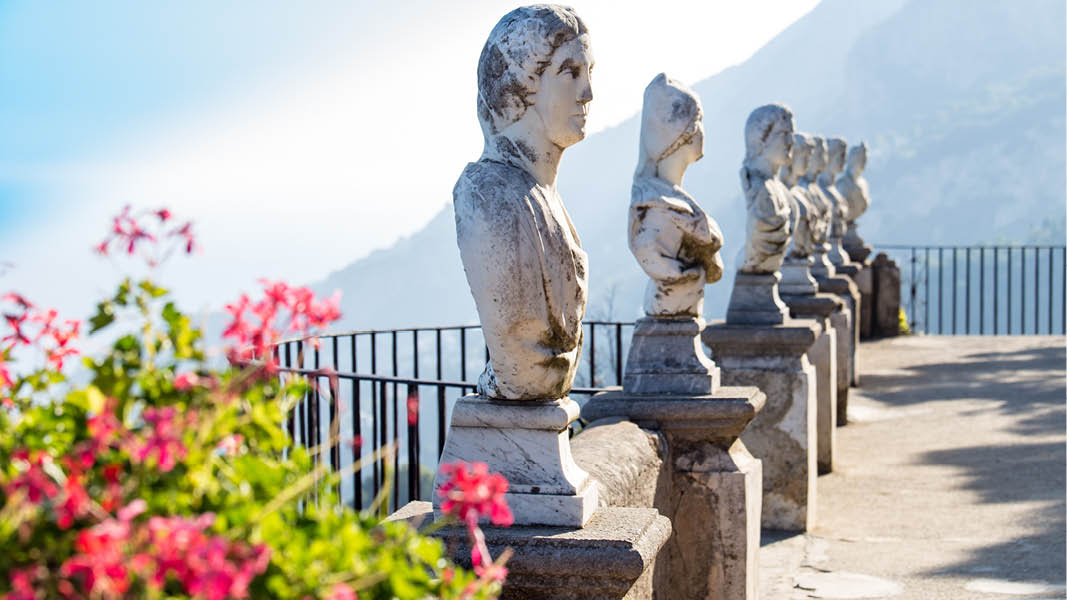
[860,342,1065,436]
[916,440,1066,583]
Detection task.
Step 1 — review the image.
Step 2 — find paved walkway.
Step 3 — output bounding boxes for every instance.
[760,336,1066,599]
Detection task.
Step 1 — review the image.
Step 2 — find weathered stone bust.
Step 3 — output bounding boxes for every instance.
[805,136,835,278]
[725,103,795,325]
[453,4,593,400]
[778,132,820,296]
[629,73,723,317]
[819,137,852,266]
[837,142,872,261]
[782,132,817,260]
[738,104,794,274]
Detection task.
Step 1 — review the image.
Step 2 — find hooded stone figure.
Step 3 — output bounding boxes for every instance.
[629,73,723,317]
[452,5,593,400]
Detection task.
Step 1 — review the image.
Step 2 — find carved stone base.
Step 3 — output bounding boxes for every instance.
[432,395,598,527]
[782,292,843,474]
[703,322,819,531]
[623,317,720,395]
[583,386,765,600]
[390,503,670,600]
[814,273,860,423]
[726,271,791,325]
[780,258,819,296]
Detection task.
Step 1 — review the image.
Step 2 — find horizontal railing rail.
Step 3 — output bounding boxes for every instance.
[874,244,1066,335]
[274,321,634,513]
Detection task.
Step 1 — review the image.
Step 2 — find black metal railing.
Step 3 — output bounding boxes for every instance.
[877,245,1066,335]
[273,321,634,513]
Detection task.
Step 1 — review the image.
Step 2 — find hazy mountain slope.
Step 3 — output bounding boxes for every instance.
[315,0,1066,330]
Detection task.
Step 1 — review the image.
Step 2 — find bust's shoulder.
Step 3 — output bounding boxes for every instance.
[455,160,537,202]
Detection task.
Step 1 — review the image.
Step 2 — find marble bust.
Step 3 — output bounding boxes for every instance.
[837,142,872,261]
[805,136,836,278]
[738,104,794,274]
[453,5,593,400]
[629,73,723,318]
[725,103,795,325]
[778,132,820,296]
[819,137,852,266]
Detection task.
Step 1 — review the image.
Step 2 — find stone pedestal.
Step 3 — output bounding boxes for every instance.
[872,253,902,337]
[432,395,598,527]
[583,388,766,600]
[843,233,872,264]
[830,262,862,388]
[854,262,874,339]
[726,272,790,325]
[813,273,859,424]
[390,503,670,600]
[781,293,843,474]
[780,258,819,297]
[624,317,720,395]
[702,322,818,532]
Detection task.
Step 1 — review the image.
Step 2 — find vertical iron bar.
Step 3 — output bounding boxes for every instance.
[589,323,596,386]
[297,340,307,448]
[407,385,418,505]
[965,247,971,334]
[909,248,916,332]
[371,333,378,374]
[615,323,623,386]
[1020,247,1027,332]
[413,330,419,379]
[1008,247,1014,334]
[952,247,957,334]
[285,343,295,439]
[980,248,985,335]
[391,331,399,511]
[993,248,999,335]
[938,247,943,334]
[371,378,378,498]
[924,248,930,334]
[351,338,362,509]
[392,381,399,512]
[313,347,321,469]
[1049,247,1054,334]
[1007,246,1015,330]
[331,338,340,474]
[379,381,387,498]
[1034,247,1040,335]
[437,385,447,458]
[329,375,339,475]
[460,328,467,382]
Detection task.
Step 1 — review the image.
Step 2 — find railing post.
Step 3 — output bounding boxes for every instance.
[909,248,917,332]
[993,247,999,335]
[589,322,597,387]
[965,247,971,334]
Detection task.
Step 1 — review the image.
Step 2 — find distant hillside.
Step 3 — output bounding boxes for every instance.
[315,0,1066,330]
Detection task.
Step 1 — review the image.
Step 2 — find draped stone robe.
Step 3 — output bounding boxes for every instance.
[629,176,723,317]
[454,159,588,400]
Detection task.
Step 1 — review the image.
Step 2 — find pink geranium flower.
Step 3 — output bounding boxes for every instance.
[129,406,188,472]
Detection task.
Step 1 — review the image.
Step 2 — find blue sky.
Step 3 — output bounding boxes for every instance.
[0,0,818,324]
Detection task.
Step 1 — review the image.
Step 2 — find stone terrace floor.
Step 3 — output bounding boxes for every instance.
[760,335,1066,599]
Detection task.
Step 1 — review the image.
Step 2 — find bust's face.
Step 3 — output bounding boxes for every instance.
[534,35,594,149]
[764,117,794,169]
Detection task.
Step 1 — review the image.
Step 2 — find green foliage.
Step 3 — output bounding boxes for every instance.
[0,278,497,599]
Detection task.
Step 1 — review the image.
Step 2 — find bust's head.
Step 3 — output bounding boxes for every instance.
[744,104,795,170]
[477,5,592,151]
[790,132,814,182]
[636,73,704,178]
[826,137,847,176]
[808,136,828,178]
[846,142,867,176]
